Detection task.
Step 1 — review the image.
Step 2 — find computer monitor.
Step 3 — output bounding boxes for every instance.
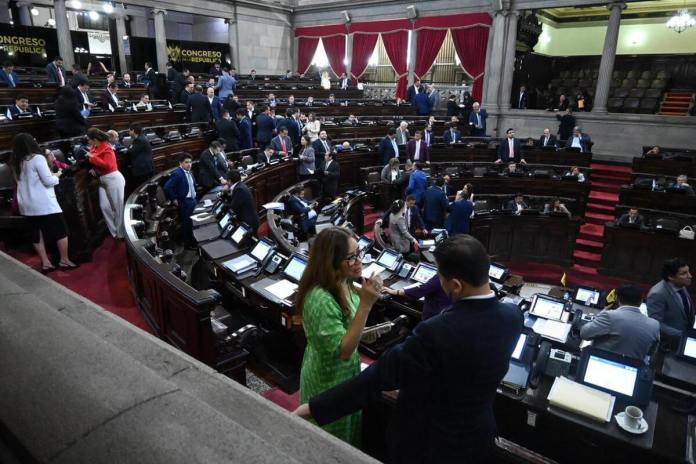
[212,200,226,217]
[283,254,309,283]
[376,249,401,271]
[574,286,601,306]
[250,238,274,262]
[357,236,373,253]
[218,211,233,230]
[680,335,696,360]
[230,223,249,246]
[529,294,566,321]
[579,351,639,398]
[489,262,508,283]
[411,263,437,284]
[511,333,527,361]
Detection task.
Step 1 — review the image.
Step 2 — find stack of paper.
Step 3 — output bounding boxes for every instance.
[533,318,571,343]
[265,279,298,300]
[547,377,615,423]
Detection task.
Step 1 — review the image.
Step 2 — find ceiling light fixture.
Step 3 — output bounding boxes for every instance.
[71,0,82,9]
[667,8,695,33]
[31,7,39,15]
[103,3,113,13]
[89,10,99,20]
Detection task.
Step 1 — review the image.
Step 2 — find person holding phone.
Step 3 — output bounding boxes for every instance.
[296,227,382,446]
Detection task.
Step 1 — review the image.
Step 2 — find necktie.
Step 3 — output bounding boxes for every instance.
[185,171,195,198]
[280,138,286,153]
[9,74,14,86]
[545,137,549,146]
[679,288,693,318]
[406,209,411,229]
[57,65,64,86]
[323,140,329,153]
[476,113,481,126]
[425,132,430,145]
[509,139,514,157]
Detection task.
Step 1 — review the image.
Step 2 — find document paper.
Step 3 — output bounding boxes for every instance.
[532,318,571,343]
[265,279,298,300]
[547,376,615,423]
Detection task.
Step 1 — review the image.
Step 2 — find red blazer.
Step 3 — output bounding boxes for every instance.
[88,141,118,176]
[406,139,430,163]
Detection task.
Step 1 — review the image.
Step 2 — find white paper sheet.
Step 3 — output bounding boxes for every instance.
[532,318,571,343]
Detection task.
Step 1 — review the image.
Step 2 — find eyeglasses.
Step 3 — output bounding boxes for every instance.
[344,249,366,265]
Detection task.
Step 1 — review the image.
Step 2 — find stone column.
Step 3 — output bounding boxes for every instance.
[345,32,353,82]
[593,2,626,113]
[0,0,12,23]
[16,0,32,26]
[407,25,417,85]
[152,8,168,73]
[482,9,507,108]
[499,10,520,110]
[113,9,128,75]
[226,4,239,71]
[53,0,74,68]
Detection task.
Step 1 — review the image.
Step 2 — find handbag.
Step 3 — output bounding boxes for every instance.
[679,225,695,240]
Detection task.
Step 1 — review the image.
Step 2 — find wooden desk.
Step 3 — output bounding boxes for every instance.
[0,86,147,105]
[619,187,696,216]
[633,156,696,178]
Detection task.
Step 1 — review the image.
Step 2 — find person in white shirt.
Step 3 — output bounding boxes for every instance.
[9,133,78,272]
[77,81,96,111]
[565,126,591,153]
[396,121,410,145]
[302,113,321,141]
[135,94,152,111]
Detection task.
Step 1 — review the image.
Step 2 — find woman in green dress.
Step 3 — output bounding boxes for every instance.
[296,227,382,446]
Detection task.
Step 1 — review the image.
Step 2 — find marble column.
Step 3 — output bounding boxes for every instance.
[113,9,128,75]
[16,0,32,26]
[499,10,520,110]
[53,0,74,68]
[345,32,353,82]
[152,8,168,73]
[227,3,239,70]
[0,0,12,23]
[593,2,626,113]
[482,9,507,108]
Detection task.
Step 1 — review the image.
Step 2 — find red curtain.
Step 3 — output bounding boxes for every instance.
[297,37,320,75]
[322,35,346,78]
[350,33,379,84]
[381,30,409,100]
[451,26,489,102]
[295,24,347,38]
[414,29,447,80]
[414,13,491,29]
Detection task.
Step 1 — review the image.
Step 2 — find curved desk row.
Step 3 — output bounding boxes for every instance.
[619,186,696,216]
[0,86,148,105]
[633,156,696,178]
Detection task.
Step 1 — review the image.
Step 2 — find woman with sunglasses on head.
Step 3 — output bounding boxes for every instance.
[296,227,383,446]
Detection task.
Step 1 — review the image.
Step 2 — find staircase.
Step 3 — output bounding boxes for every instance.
[572,163,632,276]
[658,90,694,116]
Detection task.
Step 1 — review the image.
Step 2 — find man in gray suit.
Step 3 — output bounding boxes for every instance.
[580,284,659,361]
[647,258,693,344]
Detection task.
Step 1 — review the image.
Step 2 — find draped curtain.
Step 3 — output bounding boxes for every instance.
[321,35,346,78]
[350,33,379,85]
[414,29,447,80]
[451,26,489,102]
[381,30,409,100]
[297,37,320,75]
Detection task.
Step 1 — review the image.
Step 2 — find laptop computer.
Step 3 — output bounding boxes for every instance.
[529,294,567,321]
[193,210,234,243]
[389,262,438,291]
[222,238,275,276]
[489,262,509,284]
[362,248,402,279]
[200,223,251,260]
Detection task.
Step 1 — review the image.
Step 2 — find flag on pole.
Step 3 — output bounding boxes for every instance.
[606,289,616,304]
[560,273,567,288]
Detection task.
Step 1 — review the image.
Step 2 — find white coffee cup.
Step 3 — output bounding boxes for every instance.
[624,405,643,429]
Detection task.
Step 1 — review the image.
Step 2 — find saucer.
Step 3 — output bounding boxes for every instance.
[615,412,649,435]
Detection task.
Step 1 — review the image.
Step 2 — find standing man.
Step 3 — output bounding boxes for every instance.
[414,90,431,116]
[516,85,528,109]
[180,82,194,105]
[46,56,66,86]
[163,153,197,245]
[396,121,410,145]
[224,170,260,234]
[206,87,223,121]
[556,108,576,141]
[126,123,154,188]
[216,109,240,151]
[187,85,212,123]
[143,61,156,89]
[647,258,693,345]
[256,106,276,149]
[496,128,526,164]
[406,162,427,206]
[322,151,340,200]
[295,235,523,464]
[379,128,400,165]
[197,140,228,192]
[468,102,488,136]
[236,109,253,150]
[406,79,422,104]
[215,67,236,100]
[404,194,425,236]
[423,179,449,230]
[446,191,475,236]
[406,130,430,164]
[427,84,441,111]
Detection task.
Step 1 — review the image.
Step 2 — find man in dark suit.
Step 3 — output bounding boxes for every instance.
[288,185,317,236]
[75,81,96,113]
[45,56,66,86]
[468,102,487,136]
[198,140,228,191]
[166,62,178,83]
[406,130,430,164]
[180,82,194,105]
[423,179,449,230]
[565,126,592,153]
[296,235,523,464]
[556,108,576,141]
[143,61,156,88]
[516,85,528,109]
[414,90,431,116]
[647,258,693,345]
[505,193,529,215]
[404,195,425,236]
[617,208,644,227]
[216,110,240,151]
[255,106,276,148]
[126,123,154,187]
[496,128,526,164]
[256,146,281,165]
[204,86,222,121]
[187,85,212,123]
[537,128,558,148]
[101,82,121,110]
[379,128,399,165]
[236,109,253,150]
[406,162,427,206]
[8,95,30,117]
[163,153,197,244]
[270,126,293,157]
[443,123,461,144]
[676,175,696,196]
[322,151,340,200]
[446,192,475,236]
[406,79,423,104]
[225,170,260,234]
[0,61,19,87]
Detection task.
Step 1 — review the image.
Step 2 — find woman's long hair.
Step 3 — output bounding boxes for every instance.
[296,227,354,321]
[86,127,110,142]
[9,133,41,180]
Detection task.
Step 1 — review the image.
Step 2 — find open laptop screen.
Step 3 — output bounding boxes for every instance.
[251,239,273,262]
[230,224,248,245]
[283,254,308,283]
[582,354,638,397]
[377,249,400,271]
[412,263,437,284]
[530,294,566,321]
[489,263,507,282]
[218,211,233,230]
[683,336,696,359]
[574,287,601,306]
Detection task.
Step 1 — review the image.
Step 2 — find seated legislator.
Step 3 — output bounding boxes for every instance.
[7,95,31,118]
[198,140,229,191]
[322,151,340,200]
[257,146,281,165]
[580,284,660,361]
[406,130,430,164]
[288,185,318,235]
[296,228,383,446]
[295,235,524,464]
[101,82,121,110]
[446,191,474,236]
[270,126,293,157]
[647,258,693,344]
[616,207,644,227]
[381,158,403,183]
[222,169,260,234]
[126,123,154,187]
[543,198,571,218]
[644,146,661,158]
[538,128,558,148]
[563,166,585,182]
[423,179,449,230]
[163,153,197,244]
[406,163,427,206]
[442,123,461,144]
[495,128,526,164]
[379,128,399,165]
[565,126,592,153]
[675,175,696,196]
[506,193,529,215]
[503,162,525,176]
[135,94,152,111]
[389,200,419,254]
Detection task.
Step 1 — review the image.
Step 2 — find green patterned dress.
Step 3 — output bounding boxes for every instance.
[300,286,362,446]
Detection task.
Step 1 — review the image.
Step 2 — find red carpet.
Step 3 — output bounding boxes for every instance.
[6,237,152,334]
